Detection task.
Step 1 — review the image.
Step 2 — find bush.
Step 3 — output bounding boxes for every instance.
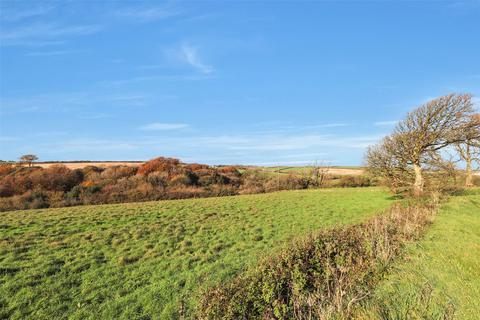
[100,165,137,180]
[137,157,180,176]
[0,164,14,178]
[166,186,208,199]
[473,175,480,187]
[336,175,372,188]
[169,173,196,187]
[239,170,268,194]
[30,165,83,192]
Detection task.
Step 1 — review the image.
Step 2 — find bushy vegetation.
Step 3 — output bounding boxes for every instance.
[0,187,392,319]
[0,157,373,211]
[196,201,438,319]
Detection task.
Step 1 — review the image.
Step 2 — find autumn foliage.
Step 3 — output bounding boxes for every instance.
[0,157,374,211]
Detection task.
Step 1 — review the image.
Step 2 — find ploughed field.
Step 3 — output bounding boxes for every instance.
[0,187,392,319]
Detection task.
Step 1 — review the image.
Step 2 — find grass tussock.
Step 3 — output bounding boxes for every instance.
[195,201,438,320]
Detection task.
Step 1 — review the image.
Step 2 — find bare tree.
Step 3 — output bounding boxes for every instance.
[456,114,480,187]
[456,143,479,187]
[19,154,38,167]
[366,94,479,196]
[365,136,412,193]
[309,160,330,187]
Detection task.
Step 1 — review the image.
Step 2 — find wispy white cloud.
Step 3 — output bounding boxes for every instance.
[139,123,189,131]
[115,6,179,22]
[43,139,139,152]
[78,113,112,120]
[178,44,214,74]
[304,123,349,129]
[374,120,398,126]
[36,133,381,154]
[0,92,156,114]
[0,23,101,46]
[0,5,54,22]
[99,74,212,87]
[25,131,382,164]
[0,136,17,142]
[24,50,75,57]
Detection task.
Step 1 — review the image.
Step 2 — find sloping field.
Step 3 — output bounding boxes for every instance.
[0,187,391,319]
[357,190,480,319]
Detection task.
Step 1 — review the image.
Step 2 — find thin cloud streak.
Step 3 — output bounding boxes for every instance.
[0,23,101,46]
[139,123,189,131]
[0,5,54,22]
[39,133,382,154]
[374,120,398,126]
[24,50,75,57]
[115,6,179,22]
[179,44,214,74]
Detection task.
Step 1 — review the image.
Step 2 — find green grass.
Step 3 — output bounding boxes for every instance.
[256,165,364,176]
[357,190,480,319]
[0,187,391,319]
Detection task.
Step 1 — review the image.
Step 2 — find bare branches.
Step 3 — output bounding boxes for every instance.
[366,93,479,195]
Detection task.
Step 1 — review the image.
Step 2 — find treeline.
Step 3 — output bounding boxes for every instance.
[0,157,372,211]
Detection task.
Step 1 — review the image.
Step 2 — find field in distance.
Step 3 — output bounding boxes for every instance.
[34,161,142,170]
[33,161,366,176]
[0,187,392,319]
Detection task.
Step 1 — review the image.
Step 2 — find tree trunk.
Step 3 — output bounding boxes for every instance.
[413,163,424,196]
[465,157,473,188]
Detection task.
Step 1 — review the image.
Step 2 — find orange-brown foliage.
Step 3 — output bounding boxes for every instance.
[137,157,181,176]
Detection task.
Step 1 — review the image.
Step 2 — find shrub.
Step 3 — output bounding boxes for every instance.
[166,186,208,199]
[30,165,83,192]
[337,175,372,188]
[0,164,14,178]
[239,170,268,194]
[185,163,209,171]
[100,165,137,180]
[473,175,480,187]
[169,172,196,187]
[137,157,180,176]
[276,174,309,191]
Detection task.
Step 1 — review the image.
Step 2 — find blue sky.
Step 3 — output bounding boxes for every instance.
[1,1,479,165]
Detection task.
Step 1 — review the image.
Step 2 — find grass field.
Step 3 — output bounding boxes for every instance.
[0,187,392,319]
[357,190,480,319]
[257,165,364,176]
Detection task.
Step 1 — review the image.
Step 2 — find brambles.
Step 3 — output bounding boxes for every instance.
[196,202,437,319]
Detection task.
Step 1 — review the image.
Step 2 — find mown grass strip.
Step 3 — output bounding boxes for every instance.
[354,190,480,320]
